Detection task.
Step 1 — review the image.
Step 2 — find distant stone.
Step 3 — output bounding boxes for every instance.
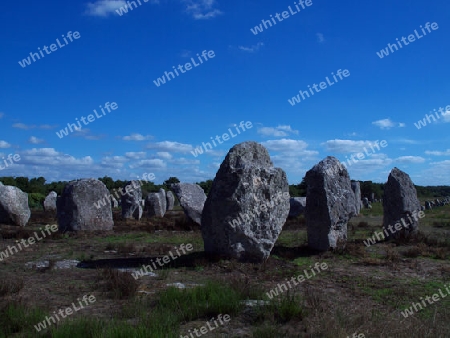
[166,191,175,211]
[0,185,31,226]
[121,181,143,220]
[43,191,57,212]
[383,168,421,239]
[57,178,113,231]
[171,183,206,225]
[146,193,165,218]
[362,197,371,209]
[289,197,306,218]
[305,156,355,251]
[351,181,361,215]
[201,141,290,262]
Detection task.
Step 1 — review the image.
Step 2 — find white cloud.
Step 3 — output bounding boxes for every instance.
[395,156,425,164]
[133,159,167,169]
[316,33,325,43]
[28,136,45,144]
[156,152,173,160]
[146,141,193,153]
[182,0,223,19]
[101,156,128,169]
[125,152,147,159]
[13,123,34,130]
[425,149,450,156]
[343,153,393,181]
[258,125,299,137]
[123,133,153,141]
[0,140,11,148]
[170,157,201,165]
[72,128,104,140]
[421,160,450,185]
[238,42,264,53]
[322,139,382,153]
[12,123,56,130]
[372,118,404,129]
[258,139,319,175]
[21,148,94,166]
[84,0,127,17]
[262,139,309,152]
[442,111,450,123]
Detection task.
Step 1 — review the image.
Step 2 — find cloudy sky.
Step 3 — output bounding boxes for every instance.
[1,0,449,185]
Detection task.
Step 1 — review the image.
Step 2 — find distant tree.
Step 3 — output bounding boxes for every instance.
[45,181,66,195]
[0,177,16,186]
[197,180,213,195]
[296,177,307,196]
[29,177,46,194]
[98,176,115,190]
[15,177,29,192]
[360,181,384,200]
[163,177,180,189]
[289,185,301,197]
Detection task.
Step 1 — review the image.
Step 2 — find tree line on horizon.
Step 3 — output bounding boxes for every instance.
[0,176,449,210]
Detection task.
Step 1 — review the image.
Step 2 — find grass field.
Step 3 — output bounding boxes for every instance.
[1,204,450,337]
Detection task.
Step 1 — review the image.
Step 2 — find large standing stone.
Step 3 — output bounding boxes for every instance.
[159,188,167,213]
[57,178,113,231]
[382,168,421,239]
[146,192,166,218]
[289,197,306,218]
[121,181,143,220]
[166,191,175,211]
[351,181,361,215]
[0,185,31,226]
[305,156,356,251]
[201,141,290,262]
[43,191,57,212]
[171,183,206,225]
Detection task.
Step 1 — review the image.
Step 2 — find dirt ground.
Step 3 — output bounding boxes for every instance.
[1,204,450,337]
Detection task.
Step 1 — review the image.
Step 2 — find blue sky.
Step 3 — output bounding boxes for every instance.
[1,0,449,185]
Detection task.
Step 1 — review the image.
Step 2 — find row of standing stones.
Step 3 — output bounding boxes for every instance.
[1,142,449,262]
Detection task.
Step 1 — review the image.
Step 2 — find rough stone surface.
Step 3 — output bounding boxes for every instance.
[0,185,31,226]
[382,167,421,239]
[159,188,167,213]
[305,156,356,251]
[166,191,175,211]
[121,181,143,220]
[201,141,290,262]
[57,178,113,231]
[171,183,206,225]
[43,191,57,212]
[289,197,306,218]
[146,193,166,218]
[351,181,361,215]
